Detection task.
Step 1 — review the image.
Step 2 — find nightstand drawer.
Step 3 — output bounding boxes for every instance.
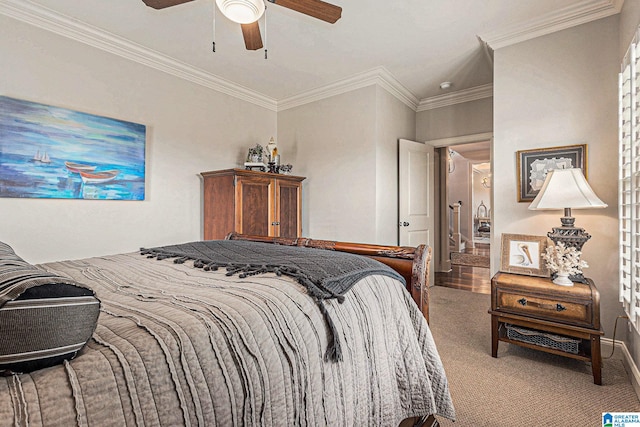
[496,290,593,327]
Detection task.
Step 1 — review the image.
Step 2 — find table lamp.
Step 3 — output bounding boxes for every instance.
[528,168,607,282]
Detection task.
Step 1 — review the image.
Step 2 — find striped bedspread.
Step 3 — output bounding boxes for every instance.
[0,251,455,426]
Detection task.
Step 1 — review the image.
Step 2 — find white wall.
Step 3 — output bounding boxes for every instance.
[493,16,621,338]
[0,16,276,263]
[277,86,377,242]
[278,85,415,245]
[374,87,416,244]
[416,97,493,142]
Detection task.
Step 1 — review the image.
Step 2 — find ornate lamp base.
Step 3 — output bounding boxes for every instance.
[547,211,590,284]
[552,273,574,286]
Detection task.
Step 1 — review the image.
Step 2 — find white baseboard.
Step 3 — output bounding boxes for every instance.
[602,337,640,399]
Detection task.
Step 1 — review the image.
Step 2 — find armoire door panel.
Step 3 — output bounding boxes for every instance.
[202,174,235,240]
[237,179,272,236]
[277,183,300,238]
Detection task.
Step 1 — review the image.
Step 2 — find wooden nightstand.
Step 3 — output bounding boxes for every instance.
[489,272,603,385]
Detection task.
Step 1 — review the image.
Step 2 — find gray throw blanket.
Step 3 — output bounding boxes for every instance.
[141,240,405,361]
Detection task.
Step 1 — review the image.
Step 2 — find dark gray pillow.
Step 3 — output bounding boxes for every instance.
[0,242,100,373]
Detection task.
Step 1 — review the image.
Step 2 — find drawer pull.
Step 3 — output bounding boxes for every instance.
[517,298,567,312]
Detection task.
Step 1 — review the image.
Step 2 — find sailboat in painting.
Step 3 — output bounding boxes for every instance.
[33,150,51,163]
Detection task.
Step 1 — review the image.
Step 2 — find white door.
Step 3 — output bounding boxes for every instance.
[399,139,434,279]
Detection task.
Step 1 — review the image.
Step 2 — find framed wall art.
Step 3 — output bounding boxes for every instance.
[0,95,146,200]
[500,233,550,277]
[516,144,586,202]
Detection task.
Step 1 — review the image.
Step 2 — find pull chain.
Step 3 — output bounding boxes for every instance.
[264,5,268,59]
[212,1,216,52]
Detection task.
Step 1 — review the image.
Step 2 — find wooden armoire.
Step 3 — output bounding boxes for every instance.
[200,169,305,240]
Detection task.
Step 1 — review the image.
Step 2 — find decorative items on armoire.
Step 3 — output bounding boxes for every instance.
[244,144,266,171]
[243,137,293,174]
[265,137,279,173]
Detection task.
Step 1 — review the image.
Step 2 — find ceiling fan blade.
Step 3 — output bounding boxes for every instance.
[270,0,342,23]
[241,22,264,50]
[142,0,195,10]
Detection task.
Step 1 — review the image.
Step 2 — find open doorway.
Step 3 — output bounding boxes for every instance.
[431,135,492,294]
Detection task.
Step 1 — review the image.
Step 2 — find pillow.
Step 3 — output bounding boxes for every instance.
[0,242,100,374]
[0,241,31,267]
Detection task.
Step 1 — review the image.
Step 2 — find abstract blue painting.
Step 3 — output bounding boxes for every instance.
[0,96,146,200]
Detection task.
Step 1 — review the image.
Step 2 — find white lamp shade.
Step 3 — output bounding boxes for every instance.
[216,0,265,24]
[528,168,607,210]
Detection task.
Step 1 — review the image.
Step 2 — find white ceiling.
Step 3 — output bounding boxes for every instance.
[0,0,623,109]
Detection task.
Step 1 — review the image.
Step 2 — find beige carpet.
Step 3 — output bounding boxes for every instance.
[428,286,640,427]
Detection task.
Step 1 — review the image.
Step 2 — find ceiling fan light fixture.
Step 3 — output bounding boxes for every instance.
[215,0,265,24]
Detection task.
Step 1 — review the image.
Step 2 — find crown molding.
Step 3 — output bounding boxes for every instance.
[1,1,417,112]
[277,67,419,112]
[2,0,616,113]
[417,84,493,112]
[479,0,624,50]
[0,0,278,111]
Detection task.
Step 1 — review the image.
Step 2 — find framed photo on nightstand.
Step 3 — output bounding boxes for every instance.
[500,233,550,277]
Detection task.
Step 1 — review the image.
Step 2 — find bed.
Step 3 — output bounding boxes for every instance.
[0,233,455,426]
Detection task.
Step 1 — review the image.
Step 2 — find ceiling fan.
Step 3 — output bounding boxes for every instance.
[142,0,342,51]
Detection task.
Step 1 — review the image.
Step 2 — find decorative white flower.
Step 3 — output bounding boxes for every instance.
[542,242,588,275]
